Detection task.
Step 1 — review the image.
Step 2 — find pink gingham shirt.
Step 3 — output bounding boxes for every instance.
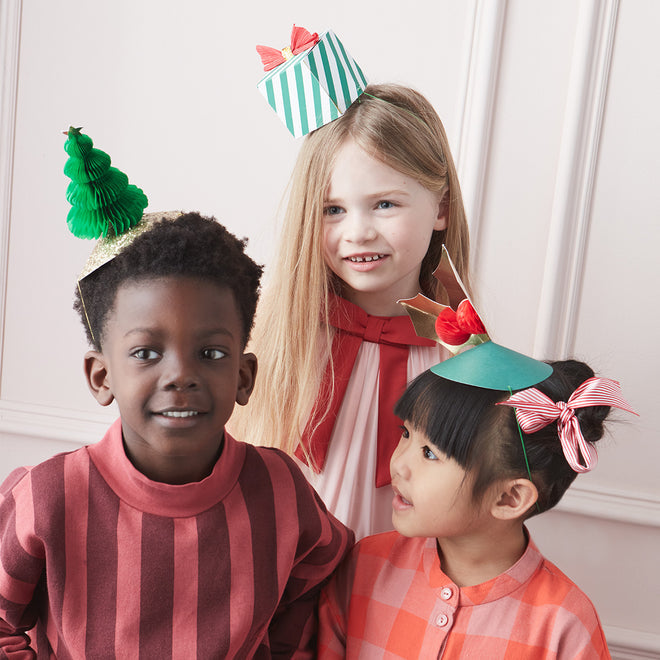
[319,531,610,659]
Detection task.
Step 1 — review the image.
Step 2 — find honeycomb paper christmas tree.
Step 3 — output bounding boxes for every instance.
[63,127,148,239]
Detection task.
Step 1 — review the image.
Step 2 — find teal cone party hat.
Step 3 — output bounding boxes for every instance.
[399,246,553,391]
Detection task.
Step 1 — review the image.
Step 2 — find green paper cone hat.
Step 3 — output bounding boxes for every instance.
[429,341,552,390]
[399,246,552,391]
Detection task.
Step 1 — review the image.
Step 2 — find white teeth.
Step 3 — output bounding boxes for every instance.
[349,254,385,263]
[161,410,198,418]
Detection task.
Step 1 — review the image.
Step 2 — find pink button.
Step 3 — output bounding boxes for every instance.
[436,614,449,627]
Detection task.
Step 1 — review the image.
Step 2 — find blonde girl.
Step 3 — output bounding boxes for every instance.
[233,84,471,538]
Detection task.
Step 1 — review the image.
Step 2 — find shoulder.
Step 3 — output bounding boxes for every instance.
[346,532,425,586]
[523,552,608,648]
[241,443,313,491]
[535,556,602,619]
[240,443,353,542]
[355,531,425,561]
[1,447,90,499]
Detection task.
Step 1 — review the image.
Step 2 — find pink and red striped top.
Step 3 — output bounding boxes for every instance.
[0,418,353,658]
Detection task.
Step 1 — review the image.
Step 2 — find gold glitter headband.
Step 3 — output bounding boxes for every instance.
[77,211,184,345]
[77,211,184,281]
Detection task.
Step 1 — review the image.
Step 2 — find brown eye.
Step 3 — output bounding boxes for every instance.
[201,348,225,360]
[422,445,438,461]
[132,348,159,361]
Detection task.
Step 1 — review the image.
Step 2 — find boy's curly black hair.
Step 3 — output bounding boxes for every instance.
[74,212,263,351]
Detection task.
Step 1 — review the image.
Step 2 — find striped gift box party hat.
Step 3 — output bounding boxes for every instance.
[256,25,367,138]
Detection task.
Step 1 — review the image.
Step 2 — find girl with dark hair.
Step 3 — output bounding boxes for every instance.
[318,249,635,658]
[318,357,634,658]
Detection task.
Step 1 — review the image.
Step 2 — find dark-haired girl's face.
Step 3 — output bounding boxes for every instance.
[390,423,488,540]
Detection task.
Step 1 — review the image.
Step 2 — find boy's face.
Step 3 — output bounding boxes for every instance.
[84,276,256,484]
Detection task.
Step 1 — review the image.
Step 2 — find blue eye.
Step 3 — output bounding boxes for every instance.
[323,205,344,216]
[201,348,226,360]
[377,201,395,210]
[132,348,160,361]
[422,445,438,460]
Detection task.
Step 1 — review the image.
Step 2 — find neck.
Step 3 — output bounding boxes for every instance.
[437,523,528,587]
[340,286,412,317]
[122,437,224,485]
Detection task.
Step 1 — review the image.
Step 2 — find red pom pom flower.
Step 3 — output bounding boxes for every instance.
[434,299,486,346]
[456,299,486,335]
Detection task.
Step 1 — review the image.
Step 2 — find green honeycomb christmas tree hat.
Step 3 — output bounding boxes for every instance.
[63,127,148,240]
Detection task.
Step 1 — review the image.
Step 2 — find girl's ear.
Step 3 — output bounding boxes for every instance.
[235,352,258,406]
[434,190,449,231]
[490,479,538,520]
[84,351,115,407]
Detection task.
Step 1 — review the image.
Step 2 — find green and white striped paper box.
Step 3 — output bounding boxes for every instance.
[257,30,367,138]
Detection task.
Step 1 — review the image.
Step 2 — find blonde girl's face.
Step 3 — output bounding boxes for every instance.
[322,138,447,316]
[390,423,488,540]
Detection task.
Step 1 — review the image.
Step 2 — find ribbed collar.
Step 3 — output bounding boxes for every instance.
[87,418,246,517]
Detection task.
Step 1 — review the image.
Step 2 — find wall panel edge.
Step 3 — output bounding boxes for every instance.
[0,0,23,383]
[606,625,660,659]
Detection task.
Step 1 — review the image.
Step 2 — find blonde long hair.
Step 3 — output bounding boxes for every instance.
[231,84,472,455]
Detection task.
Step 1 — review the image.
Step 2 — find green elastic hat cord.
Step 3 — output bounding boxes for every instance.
[509,386,541,514]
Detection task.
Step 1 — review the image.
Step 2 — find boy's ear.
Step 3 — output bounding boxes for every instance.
[84,351,115,407]
[434,190,449,231]
[490,479,538,520]
[235,352,257,406]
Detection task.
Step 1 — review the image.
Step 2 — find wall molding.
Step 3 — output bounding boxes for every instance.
[533,0,619,359]
[454,0,507,238]
[0,0,22,390]
[606,625,660,660]
[557,482,660,528]
[2,399,659,529]
[0,400,114,446]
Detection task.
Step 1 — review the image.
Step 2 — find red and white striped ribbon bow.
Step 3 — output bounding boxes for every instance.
[499,377,637,473]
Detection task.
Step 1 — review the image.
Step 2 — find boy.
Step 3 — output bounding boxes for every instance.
[0,212,353,657]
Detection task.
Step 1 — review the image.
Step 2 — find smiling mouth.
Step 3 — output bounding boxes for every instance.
[158,410,200,418]
[347,254,386,263]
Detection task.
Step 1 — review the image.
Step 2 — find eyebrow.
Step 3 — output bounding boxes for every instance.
[123,327,236,340]
[324,188,411,203]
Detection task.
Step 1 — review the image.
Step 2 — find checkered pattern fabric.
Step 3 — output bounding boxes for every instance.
[319,531,610,659]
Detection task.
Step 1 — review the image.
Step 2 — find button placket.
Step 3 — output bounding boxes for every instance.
[430,598,454,631]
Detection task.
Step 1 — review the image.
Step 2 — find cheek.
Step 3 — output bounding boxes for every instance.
[322,226,341,269]
[322,224,336,251]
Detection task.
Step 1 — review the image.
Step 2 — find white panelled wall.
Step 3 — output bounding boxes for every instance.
[1,1,658,656]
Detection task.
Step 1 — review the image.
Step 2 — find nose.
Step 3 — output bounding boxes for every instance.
[390,434,411,480]
[162,352,199,390]
[345,210,377,243]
